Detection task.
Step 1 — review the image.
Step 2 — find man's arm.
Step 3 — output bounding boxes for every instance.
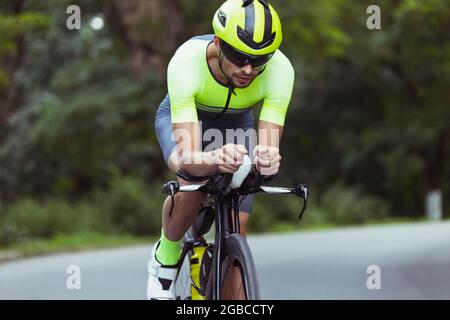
[169,122,247,176]
[255,51,294,175]
[258,119,283,148]
[168,122,217,176]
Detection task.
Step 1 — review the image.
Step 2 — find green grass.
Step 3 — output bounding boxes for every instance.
[362,216,427,226]
[267,216,429,234]
[0,232,157,263]
[269,221,334,233]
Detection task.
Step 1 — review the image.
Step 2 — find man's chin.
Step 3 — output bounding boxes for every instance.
[232,76,254,88]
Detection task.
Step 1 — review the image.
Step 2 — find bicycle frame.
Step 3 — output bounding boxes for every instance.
[164,170,309,300]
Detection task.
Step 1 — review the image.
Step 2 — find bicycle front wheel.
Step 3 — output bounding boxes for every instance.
[220,233,260,300]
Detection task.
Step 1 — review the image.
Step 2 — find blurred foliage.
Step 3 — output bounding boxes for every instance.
[0,11,48,87]
[319,183,388,225]
[0,0,449,245]
[91,173,163,235]
[0,174,162,246]
[249,182,388,232]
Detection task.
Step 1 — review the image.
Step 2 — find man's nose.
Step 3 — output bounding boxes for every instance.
[241,64,253,75]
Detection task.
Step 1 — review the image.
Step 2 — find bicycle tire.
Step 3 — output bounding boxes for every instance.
[206,233,260,300]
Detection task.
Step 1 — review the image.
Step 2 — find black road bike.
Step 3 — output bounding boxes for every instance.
[162,160,308,300]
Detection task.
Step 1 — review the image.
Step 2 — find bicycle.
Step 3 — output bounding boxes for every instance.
[161,155,308,300]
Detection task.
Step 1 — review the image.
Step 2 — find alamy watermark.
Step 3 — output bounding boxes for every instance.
[66,265,81,290]
[367,5,381,30]
[366,265,381,290]
[65,4,382,32]
[169,122,280,166]
[66,5,81,30]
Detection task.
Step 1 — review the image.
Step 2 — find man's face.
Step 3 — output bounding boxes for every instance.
[214,37,265,88]
[220,56,260,88]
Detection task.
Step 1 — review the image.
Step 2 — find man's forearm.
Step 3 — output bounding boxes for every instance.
[257,120,283,149]
[254,120,284,175]
[177,150,218,176]
[171,122,218,176]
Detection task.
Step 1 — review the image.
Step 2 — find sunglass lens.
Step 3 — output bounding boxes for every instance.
[220,40,272,68]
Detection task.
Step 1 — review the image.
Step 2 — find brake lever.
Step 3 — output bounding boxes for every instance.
[296,184,309,221]
[162,181,179,195]
[162,181,179,218]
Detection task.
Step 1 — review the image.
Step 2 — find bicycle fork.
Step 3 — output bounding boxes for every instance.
[213,194,240,300]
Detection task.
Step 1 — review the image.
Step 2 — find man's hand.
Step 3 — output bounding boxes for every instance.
[211,144,248,174]
[253,145,281,175]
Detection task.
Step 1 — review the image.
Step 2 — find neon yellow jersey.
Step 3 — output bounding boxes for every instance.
[167,35,295,126]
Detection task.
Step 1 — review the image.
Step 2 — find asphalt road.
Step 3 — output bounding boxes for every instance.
[1,221,449,299]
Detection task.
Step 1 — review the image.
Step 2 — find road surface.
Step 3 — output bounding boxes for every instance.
[1,221,449,299]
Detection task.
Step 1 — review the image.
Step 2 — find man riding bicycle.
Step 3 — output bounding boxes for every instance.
[147,0,294,300]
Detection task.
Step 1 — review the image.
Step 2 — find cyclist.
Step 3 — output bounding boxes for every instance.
[147,0,294,300]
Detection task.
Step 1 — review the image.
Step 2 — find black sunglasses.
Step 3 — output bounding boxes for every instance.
[219,39,274,68]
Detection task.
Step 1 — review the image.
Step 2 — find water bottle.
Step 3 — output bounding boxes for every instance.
[190,239,207,300]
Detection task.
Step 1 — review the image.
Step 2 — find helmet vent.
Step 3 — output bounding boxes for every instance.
[237,0,275,50]
[258,0,270,9]
[244,0,270,9]
[218,10,227,27]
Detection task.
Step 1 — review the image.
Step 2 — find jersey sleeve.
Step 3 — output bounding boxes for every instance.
[167,42,201,123]
[259,51,295,126]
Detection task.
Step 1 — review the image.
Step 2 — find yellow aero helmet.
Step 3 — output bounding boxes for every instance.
[212,0,283,56]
